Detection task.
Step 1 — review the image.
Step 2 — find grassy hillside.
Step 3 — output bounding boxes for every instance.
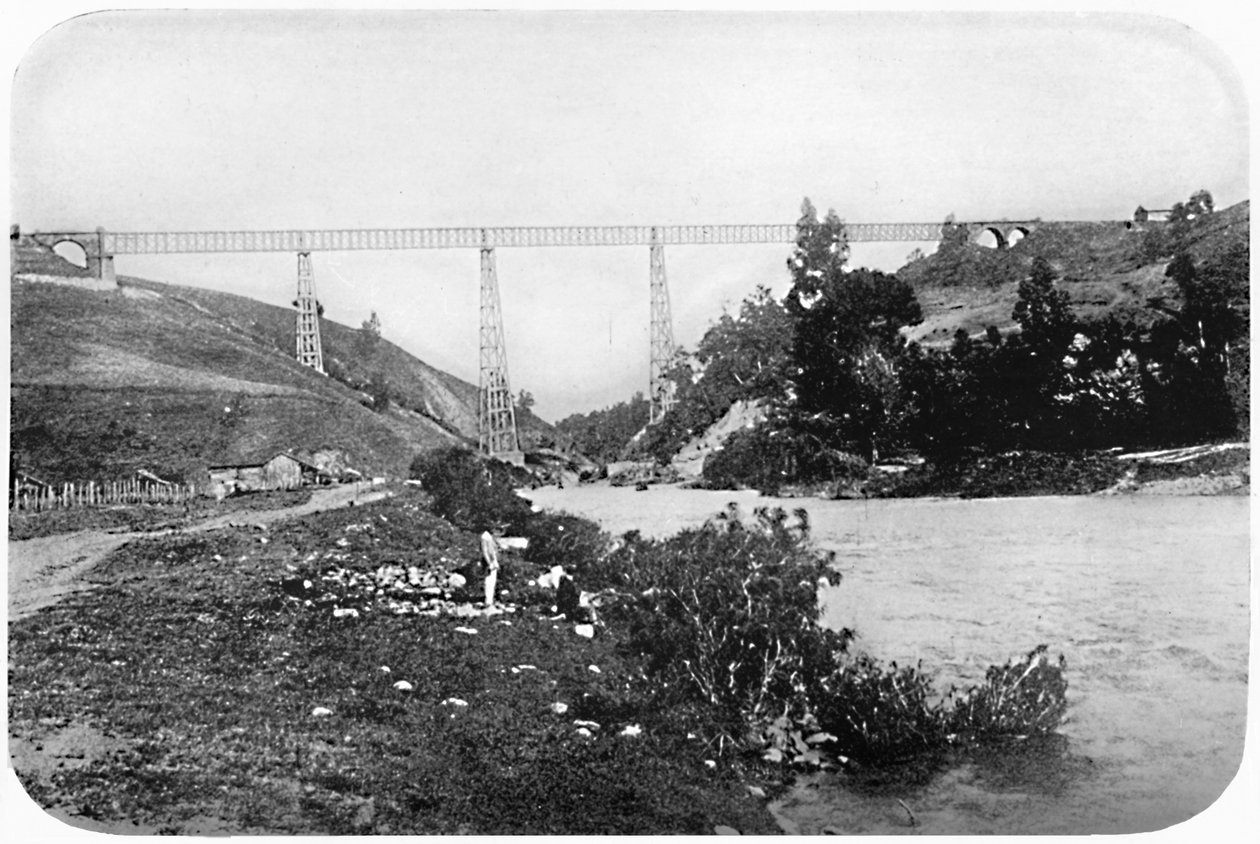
[899,200,1249,345]
[11,241,552,483]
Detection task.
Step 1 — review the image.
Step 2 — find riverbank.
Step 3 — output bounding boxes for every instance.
[671,442,1249,501]
[8,488,783,835]
[870,443,1248,500]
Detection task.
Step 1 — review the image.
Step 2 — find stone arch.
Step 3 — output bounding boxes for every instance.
[1006,226,1029,247]
[973,226,1008,250]
[51,238,89,269]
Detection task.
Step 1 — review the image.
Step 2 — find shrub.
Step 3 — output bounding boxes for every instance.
[408,446,531,533]
[589,506,853,746]
[947,645,1069,741]
[514,510,608,576]
[811,656,948,762]
[701,424,869,494]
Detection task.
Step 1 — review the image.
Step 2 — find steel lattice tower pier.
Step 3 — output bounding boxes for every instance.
[478,248,521,459]
[649,232,677,424]
[295,252,325,373]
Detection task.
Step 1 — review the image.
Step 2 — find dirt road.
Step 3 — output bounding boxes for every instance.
[7,484,392,622]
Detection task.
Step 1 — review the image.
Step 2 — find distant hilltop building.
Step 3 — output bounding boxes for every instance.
[1132,206,1173,223]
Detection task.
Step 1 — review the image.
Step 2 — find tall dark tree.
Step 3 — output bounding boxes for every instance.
[1012,257,1075,352]
[782,201,923,462]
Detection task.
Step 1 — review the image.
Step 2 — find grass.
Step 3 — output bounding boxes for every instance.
[8,491,782,834]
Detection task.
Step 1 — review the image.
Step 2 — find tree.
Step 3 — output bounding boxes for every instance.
[1155,245,1248,438]
[1012,257,1074,352]
[785,198,849,300]
[638,286,796,465]
[1168,246,1247,359]
[1188,189,1214,217]
[554,392,651,463]
[692,285,794,404]
[516,390,536,413]
[781,201,924,462]
[355,311,382,357]
[368,370,391,413]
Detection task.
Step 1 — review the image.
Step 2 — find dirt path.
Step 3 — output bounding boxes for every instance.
[7,484,392,622]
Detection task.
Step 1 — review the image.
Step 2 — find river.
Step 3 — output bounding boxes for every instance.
[525,484,1251,836]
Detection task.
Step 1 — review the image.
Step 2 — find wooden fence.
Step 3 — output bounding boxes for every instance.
[10,479,198,512]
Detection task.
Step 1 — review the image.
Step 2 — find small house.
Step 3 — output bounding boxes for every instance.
[207,453,317,494]
[1133,206,1173,223]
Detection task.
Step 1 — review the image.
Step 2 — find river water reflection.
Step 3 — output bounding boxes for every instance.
[525,485,1250,835]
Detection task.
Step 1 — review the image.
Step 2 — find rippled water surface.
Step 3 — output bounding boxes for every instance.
[526,486,1250,835]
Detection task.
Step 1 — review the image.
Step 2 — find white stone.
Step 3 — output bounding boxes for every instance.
[619,724,642,737]
[574,624,595,638]
[453,626,478,635]
[441,698,468,707]
[332,608,359,619]
[311,707,334,717]
[393,680,413,692]
[549,702,569,715]
[536,565,567,590]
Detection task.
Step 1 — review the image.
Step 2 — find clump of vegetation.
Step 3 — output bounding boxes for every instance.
[409,445,532,532]
[699,423,870,495]
[409,445,607,575]
[875,450,1125,499]
[587,506,853,748]
[554,392,651,463]
[947,646,1069,742]
[513,510,608,577]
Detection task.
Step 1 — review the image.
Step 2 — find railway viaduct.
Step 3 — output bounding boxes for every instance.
[15,219,1055,461]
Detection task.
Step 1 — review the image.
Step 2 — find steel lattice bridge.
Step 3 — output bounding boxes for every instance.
[25,219,1050,461]
[97,222,965,253]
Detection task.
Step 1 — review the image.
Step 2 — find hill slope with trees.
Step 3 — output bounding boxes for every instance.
[579,193,1248,493]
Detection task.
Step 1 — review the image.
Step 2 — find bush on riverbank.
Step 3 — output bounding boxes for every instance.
[589,506,854,747]
[409,446,532,532]
[409,446,608,575]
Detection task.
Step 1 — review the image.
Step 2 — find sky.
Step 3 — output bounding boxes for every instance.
[7,5,1251,421]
